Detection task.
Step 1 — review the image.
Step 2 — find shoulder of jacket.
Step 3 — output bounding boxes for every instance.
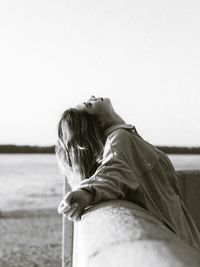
[106,128,134,149]
[102,129,131,162]
[107,128,132,139]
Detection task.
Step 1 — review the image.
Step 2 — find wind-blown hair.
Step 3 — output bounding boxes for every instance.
[57,108,105,180]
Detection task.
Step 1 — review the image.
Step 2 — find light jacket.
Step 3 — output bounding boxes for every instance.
[79,124,200,250]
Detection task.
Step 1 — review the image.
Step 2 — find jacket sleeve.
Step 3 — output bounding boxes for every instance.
[78,130,140,204]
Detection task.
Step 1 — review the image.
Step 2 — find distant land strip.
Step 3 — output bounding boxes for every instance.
[0,145,55,154]
[0,145,200,154]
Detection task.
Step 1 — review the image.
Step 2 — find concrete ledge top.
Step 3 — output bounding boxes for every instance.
[73,200,200,267]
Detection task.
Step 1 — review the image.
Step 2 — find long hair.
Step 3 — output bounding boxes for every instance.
[57,108,105,180]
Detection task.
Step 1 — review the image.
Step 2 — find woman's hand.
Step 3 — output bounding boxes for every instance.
[58,189,93,222]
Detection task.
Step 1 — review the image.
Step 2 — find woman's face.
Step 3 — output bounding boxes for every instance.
[75,96,112,115]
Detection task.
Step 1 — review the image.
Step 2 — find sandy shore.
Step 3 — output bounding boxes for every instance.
[0,209,62,267]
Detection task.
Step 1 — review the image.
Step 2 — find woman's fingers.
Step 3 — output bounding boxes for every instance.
[63,203,78,217]
[67,206,83,222]
[58,192,75,214]
[58,190,91,220]
[58,197,74,214]
[58,199,84,221]
[58,200,64,214]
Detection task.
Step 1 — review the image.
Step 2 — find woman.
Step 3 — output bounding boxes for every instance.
[57,96,200,250]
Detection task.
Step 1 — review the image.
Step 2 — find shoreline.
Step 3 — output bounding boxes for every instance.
[0,207,58,219]
[1,144,200,154]
[1,170,200,219]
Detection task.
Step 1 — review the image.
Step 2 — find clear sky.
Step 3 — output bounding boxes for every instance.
[0,0,200,146]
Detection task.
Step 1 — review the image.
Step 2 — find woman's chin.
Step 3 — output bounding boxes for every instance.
[74,103,86,111]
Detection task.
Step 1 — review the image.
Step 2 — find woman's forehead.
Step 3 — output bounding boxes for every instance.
[74,102,86,111]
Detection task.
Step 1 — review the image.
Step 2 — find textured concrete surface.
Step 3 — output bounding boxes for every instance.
[73,200,200,267]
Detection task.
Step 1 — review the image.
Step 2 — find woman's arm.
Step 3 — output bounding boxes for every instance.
[58,130,140,221]
[79,151,139,203]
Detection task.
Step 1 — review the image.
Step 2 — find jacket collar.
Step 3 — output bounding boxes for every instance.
[105,124,135,137]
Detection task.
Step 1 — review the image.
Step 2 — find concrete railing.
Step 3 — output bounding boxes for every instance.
[63,171,200,267]
[73,200,200,267]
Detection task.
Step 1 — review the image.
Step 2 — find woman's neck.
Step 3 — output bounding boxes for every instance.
[103,111,125,128]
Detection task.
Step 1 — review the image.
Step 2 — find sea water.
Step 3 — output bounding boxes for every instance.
[0,154,200,211]
[0,154,63,211]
